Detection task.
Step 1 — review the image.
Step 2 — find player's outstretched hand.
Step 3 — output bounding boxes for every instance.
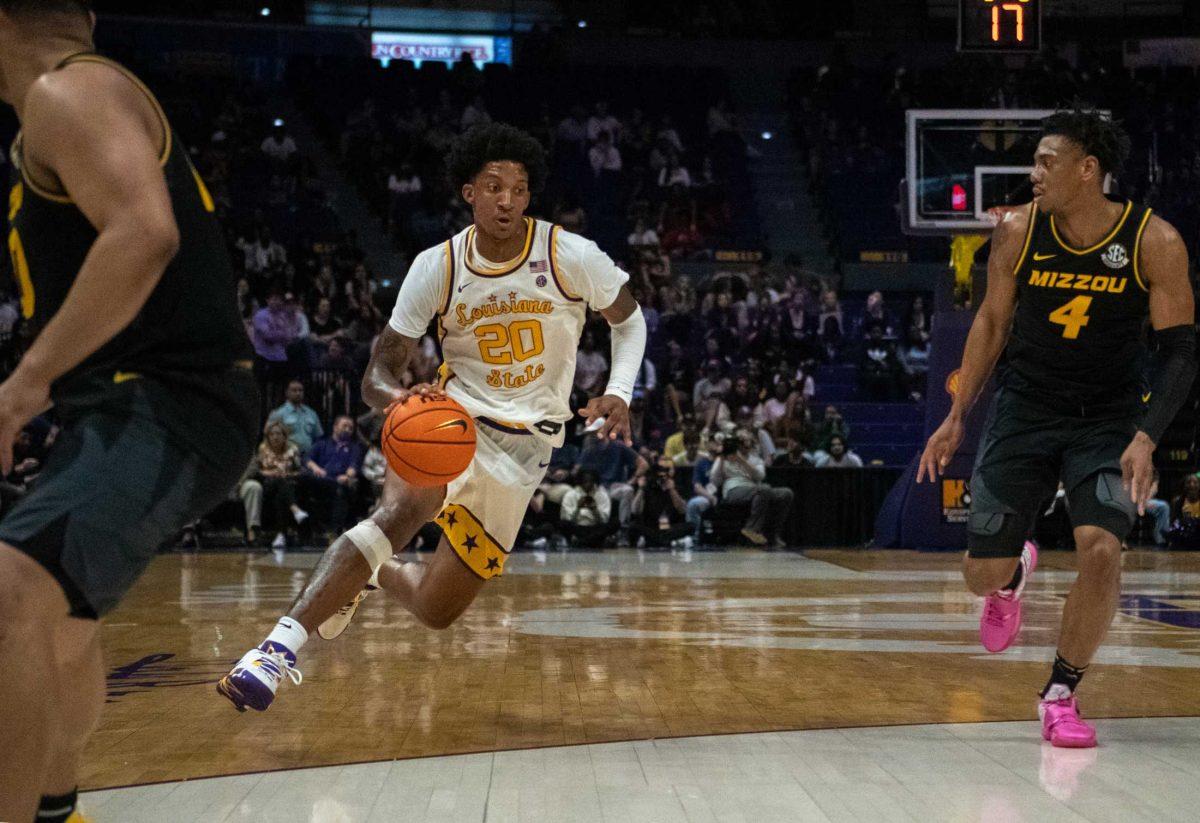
[579,395,633,446]
[385,383,448,414]
[1120,431,1156,516]
[916,416,964,484]
[0,370,51,476]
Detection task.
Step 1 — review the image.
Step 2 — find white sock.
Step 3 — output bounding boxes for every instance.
[262,617,308,660]
[1043,683,1072,701]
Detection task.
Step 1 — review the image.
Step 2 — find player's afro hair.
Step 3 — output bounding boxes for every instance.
[1041,107,1132,178]
[447,122,547,194]
[0,0,91,16]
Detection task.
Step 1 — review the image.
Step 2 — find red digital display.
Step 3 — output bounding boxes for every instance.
[958,0,1042,53]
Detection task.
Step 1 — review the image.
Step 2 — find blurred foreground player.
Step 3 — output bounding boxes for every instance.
[0,2,258,820]
[919,110,1196,747]
[219,123,646,711]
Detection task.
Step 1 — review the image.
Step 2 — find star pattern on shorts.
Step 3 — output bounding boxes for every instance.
[464,533,478,552]
[485,556,500,571]
[445,511,458,528]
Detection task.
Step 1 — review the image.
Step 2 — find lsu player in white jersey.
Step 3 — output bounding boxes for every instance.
[219,123,646,712]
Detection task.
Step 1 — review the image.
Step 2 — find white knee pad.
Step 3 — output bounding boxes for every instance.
[346,519,393,570]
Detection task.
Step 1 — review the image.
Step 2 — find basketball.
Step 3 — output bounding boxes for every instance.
[381,396,476,486]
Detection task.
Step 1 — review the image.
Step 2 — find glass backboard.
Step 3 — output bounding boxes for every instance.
[903,109,1111,234]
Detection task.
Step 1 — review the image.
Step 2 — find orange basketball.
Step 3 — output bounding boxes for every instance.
[382,396,477,487]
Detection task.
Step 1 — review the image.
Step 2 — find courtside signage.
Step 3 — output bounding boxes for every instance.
[371,32,513,68]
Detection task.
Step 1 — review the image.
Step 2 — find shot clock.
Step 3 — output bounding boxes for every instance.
[958,0,1042,53]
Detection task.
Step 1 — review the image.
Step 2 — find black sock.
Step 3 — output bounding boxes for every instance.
[1040,653,1088,698]
[1003,563,1023,592]
[36,788,77,823]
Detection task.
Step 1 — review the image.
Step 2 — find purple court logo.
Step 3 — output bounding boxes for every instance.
[536,275,548,287]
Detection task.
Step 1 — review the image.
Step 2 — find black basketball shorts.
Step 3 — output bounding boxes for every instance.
[0,366,258,618]
[966,388,1139,558]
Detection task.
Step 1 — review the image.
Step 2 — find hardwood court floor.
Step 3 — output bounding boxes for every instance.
[84,548,1200,792]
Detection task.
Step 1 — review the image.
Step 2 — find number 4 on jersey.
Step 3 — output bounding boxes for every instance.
[1049,295,1092,339]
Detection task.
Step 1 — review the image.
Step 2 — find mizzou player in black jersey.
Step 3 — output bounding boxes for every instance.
[918,110,1196,749]
[0,2,258,819]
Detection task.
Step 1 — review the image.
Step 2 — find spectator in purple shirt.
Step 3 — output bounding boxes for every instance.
[252,290,299,400]
[300,416,364,532]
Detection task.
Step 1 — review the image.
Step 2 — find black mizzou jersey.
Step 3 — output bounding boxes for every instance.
[6,53,251,400]
[1003,200,1152,411]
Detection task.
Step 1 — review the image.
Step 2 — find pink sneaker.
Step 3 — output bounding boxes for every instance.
[979,540,1038,653]
[1039,695,1097,748]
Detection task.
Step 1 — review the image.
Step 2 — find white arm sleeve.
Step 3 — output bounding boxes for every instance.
[388,245,448,339]
[604,306,646,405]
[555,229,642,402]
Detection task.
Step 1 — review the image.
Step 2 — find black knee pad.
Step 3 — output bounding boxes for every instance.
[966,477,1033,558]
[1068,471,1135,541]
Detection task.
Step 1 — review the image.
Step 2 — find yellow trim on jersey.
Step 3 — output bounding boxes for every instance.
[549,224,582,301]
[12,56,173,206]
[1049,200,1132,255]
[8,181,22,221]
[438,239,455,315]
[484,417,528,431]
[437,503,508,580]
[1010,203,1038,277]
[61,54,173,167]
[13,135,74,204]
[1131,207,1153,293]
[464,218,535,277]
[436,362,454,389]
[190,166,216,213]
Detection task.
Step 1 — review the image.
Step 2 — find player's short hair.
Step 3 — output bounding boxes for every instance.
[0,0,91,16]
[447,122,547,193]
[1040,107,1132,178]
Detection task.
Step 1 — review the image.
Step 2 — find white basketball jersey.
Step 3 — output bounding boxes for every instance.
[433,219,591,441]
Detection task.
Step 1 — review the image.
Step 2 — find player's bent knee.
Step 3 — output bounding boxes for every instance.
[965,477,1029,559]
[420,611,457,631]
[962,554,1020,595]
[346,519,393,570]
[1074,527,1121,570]
[0,546,68,626]
[413,603,464,631]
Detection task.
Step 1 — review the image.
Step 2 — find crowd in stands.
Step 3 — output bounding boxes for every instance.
[0,51,942,549]
[3,39,1199,548]
[293,56,760,261]
[792,52,1200,264]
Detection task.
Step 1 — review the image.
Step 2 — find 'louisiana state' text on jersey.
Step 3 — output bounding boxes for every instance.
[389,218,628,442]
[1003,200,1152,410]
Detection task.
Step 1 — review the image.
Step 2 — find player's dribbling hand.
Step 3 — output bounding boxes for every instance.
[384,383,447,414]
[0,370,51,476]
[579,395,633,446]
[916,415,964,484]
[1120,431,1155,516]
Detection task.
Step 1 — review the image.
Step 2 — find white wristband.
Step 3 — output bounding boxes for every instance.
[603,305,647,405]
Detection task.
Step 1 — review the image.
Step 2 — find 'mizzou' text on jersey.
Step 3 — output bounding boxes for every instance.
[1027,270,1129,294]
